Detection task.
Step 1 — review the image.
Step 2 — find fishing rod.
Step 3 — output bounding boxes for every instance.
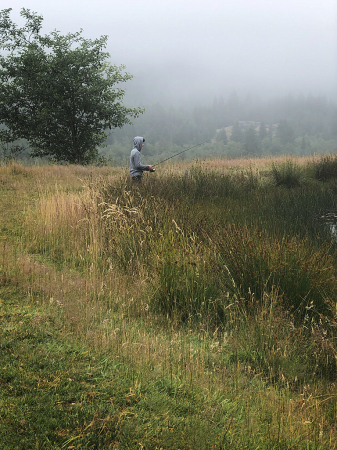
[150,141,208,171]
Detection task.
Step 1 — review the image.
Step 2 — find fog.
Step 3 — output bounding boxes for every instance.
[6,0,337,107]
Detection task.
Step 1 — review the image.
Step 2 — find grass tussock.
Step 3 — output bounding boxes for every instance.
[314,154,337,182]
[271,159,304,188]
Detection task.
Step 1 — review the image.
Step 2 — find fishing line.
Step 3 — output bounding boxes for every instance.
[151,141,208,171]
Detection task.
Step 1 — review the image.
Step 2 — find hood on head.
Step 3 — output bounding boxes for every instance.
[133,136,144,152]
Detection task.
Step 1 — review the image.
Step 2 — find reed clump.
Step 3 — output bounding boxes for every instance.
[271,159,304,188]
[313,153,337,182]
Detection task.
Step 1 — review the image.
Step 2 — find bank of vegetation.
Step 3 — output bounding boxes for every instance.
[1,154,337,449]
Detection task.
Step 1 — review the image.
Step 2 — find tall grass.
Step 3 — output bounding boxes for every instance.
[89,169,335,311]
[20,159,337,323]
[313,154,337,182]
[271,159,304,188]
[3,157,337,448]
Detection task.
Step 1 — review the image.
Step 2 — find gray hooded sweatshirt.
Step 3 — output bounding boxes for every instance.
[130,136,150,177]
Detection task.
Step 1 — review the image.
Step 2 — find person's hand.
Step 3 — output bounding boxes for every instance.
[149,165,154,172]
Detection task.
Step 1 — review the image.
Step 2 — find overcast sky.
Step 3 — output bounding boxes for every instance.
[5,0,337,105]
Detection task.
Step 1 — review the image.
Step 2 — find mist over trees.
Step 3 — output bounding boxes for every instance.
[104,93,337,164]
[0,9,336,165]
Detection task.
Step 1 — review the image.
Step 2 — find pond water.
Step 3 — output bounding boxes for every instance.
[320,212,337,241]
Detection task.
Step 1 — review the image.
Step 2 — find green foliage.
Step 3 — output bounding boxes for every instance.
[0,8,142,164]
[0,286,227,450]
[94,165,337,327]
[229,297,309,382]
[151,225,221,321]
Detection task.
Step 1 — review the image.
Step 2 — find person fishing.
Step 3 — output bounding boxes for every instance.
[130,136,154,181]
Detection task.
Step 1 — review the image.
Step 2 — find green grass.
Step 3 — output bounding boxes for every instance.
[1,158,337,449]
[3,267,327,449]
[2,284,335,450]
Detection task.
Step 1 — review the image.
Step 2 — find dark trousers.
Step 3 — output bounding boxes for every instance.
[131,175,142,182]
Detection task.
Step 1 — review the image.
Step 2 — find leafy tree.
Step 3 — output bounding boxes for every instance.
[0,8,142,164]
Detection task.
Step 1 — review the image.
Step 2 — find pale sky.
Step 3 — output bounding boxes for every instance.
[4,0,337,104]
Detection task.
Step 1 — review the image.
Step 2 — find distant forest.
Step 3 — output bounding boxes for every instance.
[103,92,337,165]
[2,92,337,165]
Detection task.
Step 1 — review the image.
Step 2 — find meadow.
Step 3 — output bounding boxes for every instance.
[1,155,337,449]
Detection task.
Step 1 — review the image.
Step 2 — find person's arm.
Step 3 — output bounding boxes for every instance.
[133,151,149,171]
